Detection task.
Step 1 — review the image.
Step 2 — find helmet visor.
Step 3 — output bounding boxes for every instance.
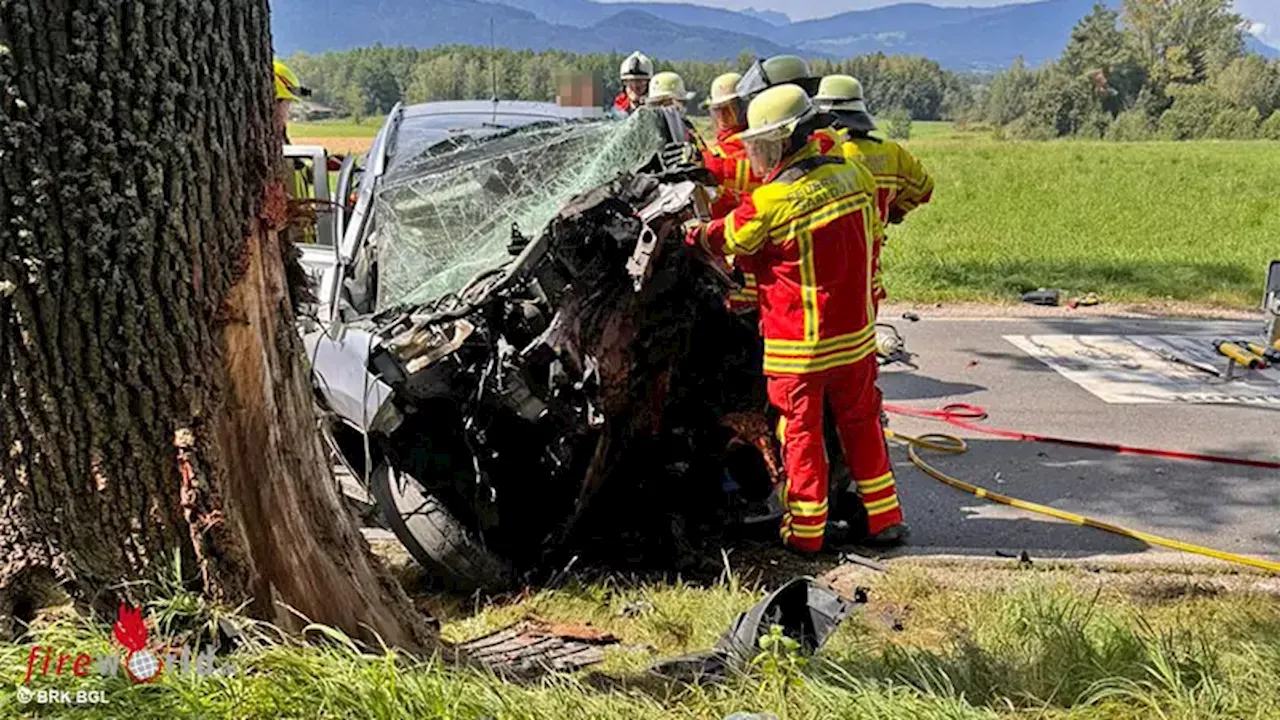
[736,60,771,102]
[743,133,786,176]
[711,101,744,133]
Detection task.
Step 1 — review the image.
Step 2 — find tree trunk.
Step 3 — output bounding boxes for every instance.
[0,0,433,650]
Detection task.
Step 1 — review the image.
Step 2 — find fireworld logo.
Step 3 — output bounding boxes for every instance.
[21,603,233,685]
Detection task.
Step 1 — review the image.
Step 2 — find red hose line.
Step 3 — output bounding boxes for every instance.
[882,403,1280,471]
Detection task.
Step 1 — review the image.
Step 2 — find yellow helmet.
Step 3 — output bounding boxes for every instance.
[620,51,655,81]
[761,55,811,86]
[273,60,309,102]
[706,72,743,108]
[740,84,815,141]
[647,71,695,105]
[814,75,868,113]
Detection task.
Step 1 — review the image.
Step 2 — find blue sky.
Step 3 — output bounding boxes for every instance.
[597,0,1280,47]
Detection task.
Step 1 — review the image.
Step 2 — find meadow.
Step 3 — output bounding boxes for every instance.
[290,116,1280,308]
[4,562,1278,719]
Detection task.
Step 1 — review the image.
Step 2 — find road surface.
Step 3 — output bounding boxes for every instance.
[878,313,1279,568]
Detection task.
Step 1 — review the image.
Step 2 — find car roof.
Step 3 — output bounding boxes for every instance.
[387,100,604,173]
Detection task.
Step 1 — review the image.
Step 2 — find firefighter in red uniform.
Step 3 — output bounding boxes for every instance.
[614,52,654,116]
[814,75,934,309]
[686,85,908,552]
[701,72,761,311]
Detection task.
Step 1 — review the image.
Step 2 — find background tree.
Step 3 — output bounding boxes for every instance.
[0,0,433,649]
[1060,2,1146,114]
[1123,0,1245,89]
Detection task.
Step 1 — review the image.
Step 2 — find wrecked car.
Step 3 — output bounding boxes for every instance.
[306,100,789,591]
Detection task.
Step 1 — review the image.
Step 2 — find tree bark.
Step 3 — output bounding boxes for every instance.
[0,0,433,650]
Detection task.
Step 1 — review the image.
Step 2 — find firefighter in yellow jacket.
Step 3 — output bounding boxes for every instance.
[814,75,934,308]
[686,85,907,552]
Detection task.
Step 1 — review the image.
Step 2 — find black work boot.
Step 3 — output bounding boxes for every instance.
[823,519,856,548]
[865,523,911,548]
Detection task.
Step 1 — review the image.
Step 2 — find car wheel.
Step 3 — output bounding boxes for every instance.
[369,463,514,593]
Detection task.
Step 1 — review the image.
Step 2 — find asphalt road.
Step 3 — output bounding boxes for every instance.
[876,313,1280,567]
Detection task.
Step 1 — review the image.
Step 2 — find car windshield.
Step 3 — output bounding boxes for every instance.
[371,109,667,312]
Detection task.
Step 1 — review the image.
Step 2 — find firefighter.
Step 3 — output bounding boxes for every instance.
[737,55,820,102]
[703,72,755,200]
[647,71,696,112]
[814,75,934,308]
[685,85,908,552]
[273,59,311,143]
[701,72,760,311]
[614,52,654,116]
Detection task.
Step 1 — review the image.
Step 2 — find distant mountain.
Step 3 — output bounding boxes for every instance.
[778,0,1111,69]
[1246,35,1280,58]
[273,0,1279,71]
[272,0,795,59]
[739,8,791,26]
[475,0,779,36]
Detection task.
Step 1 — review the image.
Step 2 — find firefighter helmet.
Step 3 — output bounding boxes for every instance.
[620,52,655,81]
[740,84,815,141]
[706,72,743,108]
[761,55,811,86]
[273,60,310,102]
[648,72,695,105]
[814,75,868,113]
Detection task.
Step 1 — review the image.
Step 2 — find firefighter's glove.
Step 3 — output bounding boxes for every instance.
[683,220,707,250]
[661,141,700,170]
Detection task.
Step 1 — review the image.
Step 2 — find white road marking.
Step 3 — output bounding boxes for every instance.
[1004,334,1280,405]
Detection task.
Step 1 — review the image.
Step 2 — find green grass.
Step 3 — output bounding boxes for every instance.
[288,115,383,139]
[4,565,1279,719]
[886,139,1280,306]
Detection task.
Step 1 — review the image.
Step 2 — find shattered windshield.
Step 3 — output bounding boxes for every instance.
[372,110,667,312]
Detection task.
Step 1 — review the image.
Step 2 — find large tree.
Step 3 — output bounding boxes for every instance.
[0,0,432,649]
[1123,0,1245,87]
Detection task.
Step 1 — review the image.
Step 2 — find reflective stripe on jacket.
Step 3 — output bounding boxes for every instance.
[703,126,762,309]
[835,130,934,223]
[703,128,760,197]
[701,141,884,376]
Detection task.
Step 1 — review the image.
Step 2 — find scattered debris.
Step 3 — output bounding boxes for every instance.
[651,577,863,684]
[1022,288,1062,306]
[1067,292,1101,309]
[459,618,621,676]
[839,552,888,573]
[0,280,14,298]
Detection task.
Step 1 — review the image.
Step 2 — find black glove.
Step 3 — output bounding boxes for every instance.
[661,141,700,170]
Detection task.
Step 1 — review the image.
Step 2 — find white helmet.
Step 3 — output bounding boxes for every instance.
[620,52,655,81]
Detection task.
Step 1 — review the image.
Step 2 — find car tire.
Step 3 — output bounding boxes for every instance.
[369,463,514,593]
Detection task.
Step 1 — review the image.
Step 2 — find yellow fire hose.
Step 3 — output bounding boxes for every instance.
[884,427,1280,574]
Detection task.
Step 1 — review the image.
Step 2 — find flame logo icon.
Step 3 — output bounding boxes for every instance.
[113,604,162,683]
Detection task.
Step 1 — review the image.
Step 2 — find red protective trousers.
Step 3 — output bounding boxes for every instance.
[769,356,902,553]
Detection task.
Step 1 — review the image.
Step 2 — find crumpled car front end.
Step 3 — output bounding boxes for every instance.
[313,108,781,590]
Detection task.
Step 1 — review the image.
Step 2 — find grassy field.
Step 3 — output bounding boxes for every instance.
[289,116,384,138]
[889,139,1280,306]
[288,114,1278,307]
[3,563,1278,718]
